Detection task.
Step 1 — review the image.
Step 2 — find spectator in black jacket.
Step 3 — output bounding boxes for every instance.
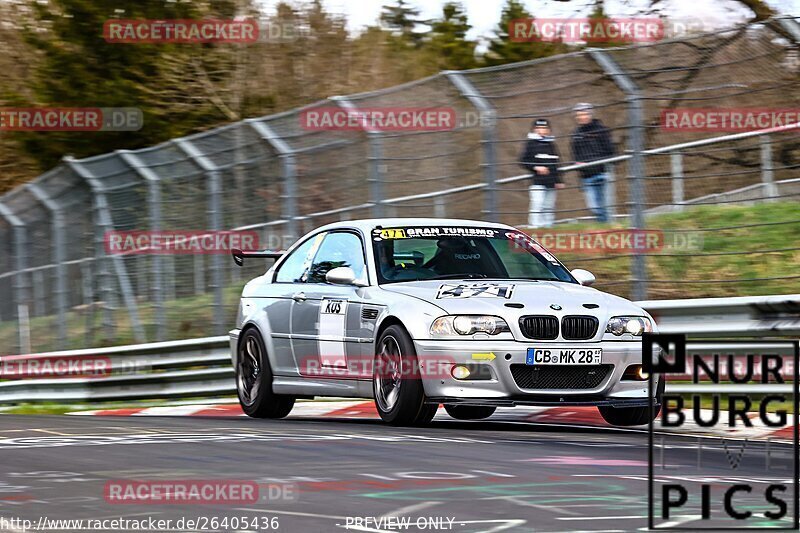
[518,118,564,228]
[571,103,614,223]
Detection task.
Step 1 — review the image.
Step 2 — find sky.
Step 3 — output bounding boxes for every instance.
[259,0,799,43]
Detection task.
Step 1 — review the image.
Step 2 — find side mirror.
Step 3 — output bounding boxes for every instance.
[571,268,596,287]
[326,266,358,286]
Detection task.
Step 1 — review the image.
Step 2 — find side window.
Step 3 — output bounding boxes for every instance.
[274,236,318,283]
[305,232,366,284]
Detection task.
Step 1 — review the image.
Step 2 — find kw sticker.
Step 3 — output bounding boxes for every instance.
[437,283,515,299]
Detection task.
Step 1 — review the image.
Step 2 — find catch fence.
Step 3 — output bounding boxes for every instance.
[1,16,799,354]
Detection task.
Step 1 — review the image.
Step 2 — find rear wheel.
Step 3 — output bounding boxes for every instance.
[598,378,664,426]
[373,325,437,426]
[236,328,295,419]
[444,405,496,420]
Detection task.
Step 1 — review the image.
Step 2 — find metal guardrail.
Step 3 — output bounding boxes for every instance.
[0,295,798,404]
[0,336,231,403]
[641,294,800,337]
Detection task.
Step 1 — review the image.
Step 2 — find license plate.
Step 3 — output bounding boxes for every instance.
[526,348,602,365]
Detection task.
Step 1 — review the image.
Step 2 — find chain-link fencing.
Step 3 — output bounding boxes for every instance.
[1,16,798,354]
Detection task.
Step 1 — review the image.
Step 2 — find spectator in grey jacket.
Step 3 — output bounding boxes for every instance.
[518,118,564,228]
[571,102,614,223]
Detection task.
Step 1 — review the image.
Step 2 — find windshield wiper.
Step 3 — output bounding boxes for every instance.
[428,273,489,280]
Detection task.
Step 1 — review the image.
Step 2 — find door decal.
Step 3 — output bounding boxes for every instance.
[319,298,348,367]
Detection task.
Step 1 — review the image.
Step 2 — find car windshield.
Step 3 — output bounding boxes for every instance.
[371,226,575,284]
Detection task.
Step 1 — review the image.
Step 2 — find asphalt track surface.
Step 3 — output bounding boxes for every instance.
[0,412,796,533]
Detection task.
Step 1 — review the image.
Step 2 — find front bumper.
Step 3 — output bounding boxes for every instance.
[426,396,656,408]
[413,338,660,406]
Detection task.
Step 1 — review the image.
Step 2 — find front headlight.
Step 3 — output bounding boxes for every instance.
[431,315,510,337]
[605,316,652,337]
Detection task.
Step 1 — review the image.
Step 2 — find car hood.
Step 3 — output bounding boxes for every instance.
[381,279,645,319]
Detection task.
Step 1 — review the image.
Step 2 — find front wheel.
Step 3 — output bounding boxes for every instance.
[373,325,437,426]
[444,405,496,420]
[236,328,295,419]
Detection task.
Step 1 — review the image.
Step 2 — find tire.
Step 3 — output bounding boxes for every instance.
[444,405,496,420]
[373,325,438,426]
[236,328,295,419]
[598,376,664,426]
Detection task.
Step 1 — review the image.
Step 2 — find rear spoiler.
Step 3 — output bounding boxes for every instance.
[231,248,285,267]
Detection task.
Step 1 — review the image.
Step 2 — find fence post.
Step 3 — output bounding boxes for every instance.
[0,201,28,354]
[65,157,146,343]
[670,152,684,211]
[590,49,648,300]
[760,135,778,201]
[91,189,116,338]
[246,119,299,241]
[174,139,225,336]
[231,125,245,285]
[81,259,93,346]
[209,169,223,329]
[26,182,68,349]
[444,71,498,222]
[118,151,166,341]
[333,97,385,217]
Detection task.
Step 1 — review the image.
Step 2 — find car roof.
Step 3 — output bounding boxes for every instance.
[312,218,519,233]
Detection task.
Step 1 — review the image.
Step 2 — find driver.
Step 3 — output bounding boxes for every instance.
[377,240,429,281]
[376,240,399,280]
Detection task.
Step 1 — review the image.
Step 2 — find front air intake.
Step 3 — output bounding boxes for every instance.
[510,364,613,390]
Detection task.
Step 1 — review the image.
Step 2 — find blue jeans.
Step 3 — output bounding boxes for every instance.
[528,185,557,227]
[581,173,609,223]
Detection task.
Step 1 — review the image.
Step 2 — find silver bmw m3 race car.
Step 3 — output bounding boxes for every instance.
[230,218,662,427]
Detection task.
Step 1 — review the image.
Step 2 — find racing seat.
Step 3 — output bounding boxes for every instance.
[427,238,485,276]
